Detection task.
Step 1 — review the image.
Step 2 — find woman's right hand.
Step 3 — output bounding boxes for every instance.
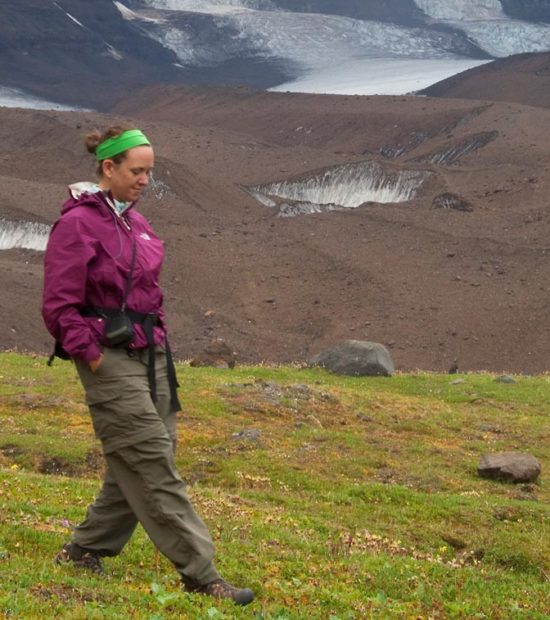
[89,355,104,373]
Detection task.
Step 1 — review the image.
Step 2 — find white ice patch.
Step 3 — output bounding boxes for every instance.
[64,11,86,28]
[114,1,167,23]
[104,44,124,60]
[271,57,490,96]
[250,161,429,217]
[0,86,83,110]
[53,2,86,28]
[143,0,273,15]
[0,220,51,251]
[414,0,505,21]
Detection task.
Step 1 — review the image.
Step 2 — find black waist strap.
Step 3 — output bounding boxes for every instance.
[82,306,181,412]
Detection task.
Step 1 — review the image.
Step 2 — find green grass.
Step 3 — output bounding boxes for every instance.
[0,352,549,619]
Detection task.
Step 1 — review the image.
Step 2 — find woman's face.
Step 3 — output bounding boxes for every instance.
[101,145,154,203]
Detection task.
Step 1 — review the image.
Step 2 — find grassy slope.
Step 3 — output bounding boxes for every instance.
[0,352,548,619]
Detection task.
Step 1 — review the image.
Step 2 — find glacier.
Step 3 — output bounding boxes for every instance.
[138,0,550,97]
[2,0,550,110]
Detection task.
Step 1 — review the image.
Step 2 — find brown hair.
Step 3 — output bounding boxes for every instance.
[85,124,135,177]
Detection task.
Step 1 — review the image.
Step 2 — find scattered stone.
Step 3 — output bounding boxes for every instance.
[0,443,24,457]
[306,415,323,428]
[495,374,516,384]
[441,534,467,550]
[309,340,394,377]
[38,456,75,477]
[290,384,313,399]
[190,338,236,369]
[85,448,104,473]
[231,429,262,443]
[493,506,521,522]
[477,452,541,483]
[478,423,502,434]
[376,467,396,483]
[432,193,473,212]
[356,412,375,422]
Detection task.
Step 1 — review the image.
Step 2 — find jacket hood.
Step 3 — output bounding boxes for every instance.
[61,182,136,216]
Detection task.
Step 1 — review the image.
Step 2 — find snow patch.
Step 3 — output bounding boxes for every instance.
[0,220,51,251]
[0,86,84,110]
[64,11,86,28]
[53,2,86,28]
[142,0,273,15]
[104,44,124,60]
[114,1,166,23]
[249,162,429,217]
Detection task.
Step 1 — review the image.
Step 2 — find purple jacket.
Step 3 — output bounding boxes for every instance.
[42,183,167,363]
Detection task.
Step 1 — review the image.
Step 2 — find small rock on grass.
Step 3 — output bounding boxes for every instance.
[494,374,516,384]
[231,429,262,443]
[477,452,541,483]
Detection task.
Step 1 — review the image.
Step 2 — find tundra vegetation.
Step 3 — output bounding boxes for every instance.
[0,352,548,619]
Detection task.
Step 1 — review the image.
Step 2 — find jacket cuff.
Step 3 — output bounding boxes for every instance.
[80,343,103,364]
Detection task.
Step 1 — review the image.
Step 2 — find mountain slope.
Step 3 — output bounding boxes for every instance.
[420,51,550,108]
[2,85,550,372]
[3,1,550,109]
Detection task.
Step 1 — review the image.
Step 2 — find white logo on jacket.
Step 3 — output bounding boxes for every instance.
[139,233,151,241]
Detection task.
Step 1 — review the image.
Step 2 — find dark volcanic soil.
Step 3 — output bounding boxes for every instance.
[1,80,550,373]
[421,51,550,109]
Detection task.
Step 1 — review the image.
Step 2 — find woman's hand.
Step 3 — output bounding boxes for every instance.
[89,355,104,373]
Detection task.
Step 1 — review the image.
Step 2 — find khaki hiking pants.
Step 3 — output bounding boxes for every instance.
[73,346,220,586]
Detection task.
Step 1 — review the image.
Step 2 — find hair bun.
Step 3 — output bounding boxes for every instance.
[84,130,102,155]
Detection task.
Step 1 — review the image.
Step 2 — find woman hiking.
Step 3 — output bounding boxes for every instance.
[42,125,254,606]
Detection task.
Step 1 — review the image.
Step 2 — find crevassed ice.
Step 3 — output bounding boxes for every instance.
[0,220,51,251]
[251,162,428,212]
[414,0,505,20]
[453,20,550,57]
[151,10,456,70]
[413,0,550,57]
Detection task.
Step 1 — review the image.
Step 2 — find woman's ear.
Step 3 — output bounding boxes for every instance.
[102,159,114,179]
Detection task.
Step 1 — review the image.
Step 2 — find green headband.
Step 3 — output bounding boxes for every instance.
[95,129,151,161]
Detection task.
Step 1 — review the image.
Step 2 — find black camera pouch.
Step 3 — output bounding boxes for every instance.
[104,311,134,347]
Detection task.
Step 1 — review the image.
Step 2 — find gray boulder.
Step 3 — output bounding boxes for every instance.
[495,374,516,384]
[190,338,236,369]
[477,452,541,483]
[309,340,394,377]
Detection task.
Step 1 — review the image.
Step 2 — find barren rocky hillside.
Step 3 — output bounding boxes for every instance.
[2,79,550,373]
[420,51,550,108]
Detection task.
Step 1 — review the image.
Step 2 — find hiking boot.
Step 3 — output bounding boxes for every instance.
[186,578,254,606]
[54,542,104,574]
